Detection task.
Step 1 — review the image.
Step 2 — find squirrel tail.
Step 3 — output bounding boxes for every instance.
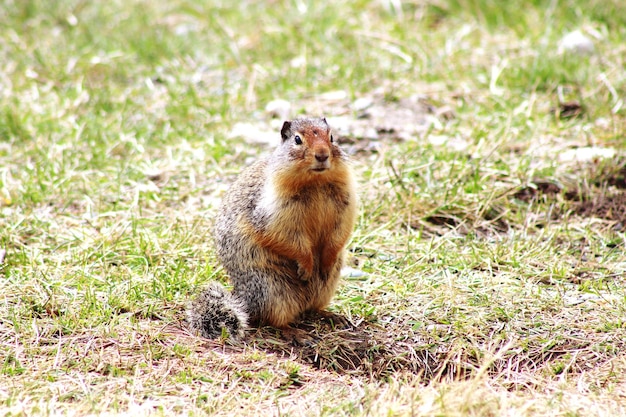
[188,281,248,339]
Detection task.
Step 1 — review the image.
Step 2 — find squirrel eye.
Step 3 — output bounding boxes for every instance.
[294,135,302,145]
[330,134,334,143]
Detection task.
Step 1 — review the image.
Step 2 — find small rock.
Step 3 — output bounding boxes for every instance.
[341,267,368,278]
[435,105,456,120]
[352,97,374,112]
[559,147,616,162]
[144,168,164,182]
[289,56,306,68]
[559,30,595,55]
[229,122,276,145]
[135,182,160,194]
[428,134,469,152]
[265,99,291,120]
[351,126,379,140]
[318,90,348,101]
[564,293,601,306]
[595,117,610,128]
[325,116,352,134]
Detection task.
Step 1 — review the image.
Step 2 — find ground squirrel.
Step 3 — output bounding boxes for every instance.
[188,117,358,340]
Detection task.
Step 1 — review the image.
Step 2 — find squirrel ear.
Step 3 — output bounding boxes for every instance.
[280,121,292,141]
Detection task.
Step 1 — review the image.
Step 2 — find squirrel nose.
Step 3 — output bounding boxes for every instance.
[315,153,329,163]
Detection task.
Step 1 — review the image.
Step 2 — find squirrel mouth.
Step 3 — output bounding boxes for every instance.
[312,161,331,172]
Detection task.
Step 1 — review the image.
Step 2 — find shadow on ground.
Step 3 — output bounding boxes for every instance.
[176,308,624,387]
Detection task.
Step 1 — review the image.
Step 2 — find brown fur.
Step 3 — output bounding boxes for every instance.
[189,118,357,338]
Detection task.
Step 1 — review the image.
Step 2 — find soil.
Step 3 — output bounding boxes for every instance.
[210,311,626,385]
[512,169,626,226]
[513,180,562,203]
[572,192,626,226]
[602,164,626,189]
[236,91,453,156]
[553,100,584,119]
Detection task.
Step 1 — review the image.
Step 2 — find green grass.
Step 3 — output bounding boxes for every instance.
[2,0,626,415]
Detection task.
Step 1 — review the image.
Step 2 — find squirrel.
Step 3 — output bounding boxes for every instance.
[188,117,358,340]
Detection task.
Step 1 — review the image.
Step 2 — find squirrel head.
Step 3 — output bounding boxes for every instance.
[279,117,343,175]
[268,117,353,196]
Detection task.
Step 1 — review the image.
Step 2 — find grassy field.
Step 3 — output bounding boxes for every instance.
[1,0,626,415]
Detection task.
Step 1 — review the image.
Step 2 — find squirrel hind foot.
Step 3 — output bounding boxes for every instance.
[280,327,319,347]
[188,282,249,340]
[305,309,352,330]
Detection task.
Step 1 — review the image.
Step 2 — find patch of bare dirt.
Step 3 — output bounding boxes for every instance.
[513,180,562,203]
[232,91,455,155]
[205,320,454,381]
[593,158,626,190]
[511,163,626,227]
[330,94,446,147]
[571,192,626,226]
[607,166,626,189]
[269,317,445,380]
[417,215,509,238]
[552,100,585,119]
[563,159,626,226]
[175,309,626,386]
[407,205,510,238]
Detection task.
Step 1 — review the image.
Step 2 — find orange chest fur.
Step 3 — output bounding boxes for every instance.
[272,187,348,244]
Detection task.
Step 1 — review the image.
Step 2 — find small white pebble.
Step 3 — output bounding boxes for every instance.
[352,97,374,112]
[341,267,368,278]
[559,30,595,55]
[229,122,276,145]
[559,146,616,162]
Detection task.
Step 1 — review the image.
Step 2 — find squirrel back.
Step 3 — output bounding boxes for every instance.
[190,117,357,339]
